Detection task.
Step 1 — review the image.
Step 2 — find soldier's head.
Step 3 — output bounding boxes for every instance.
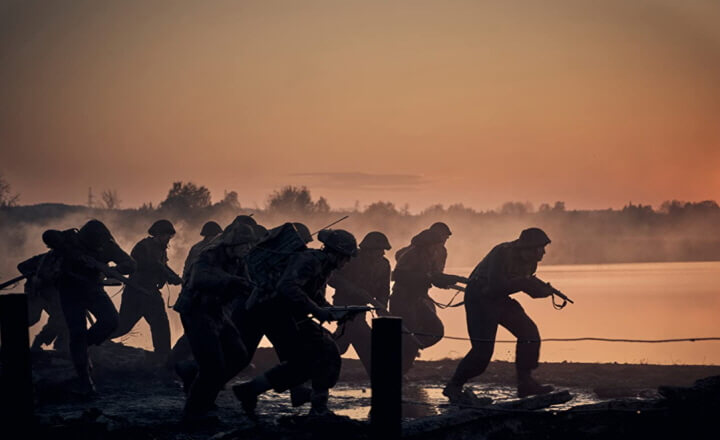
[318,229,358,268]
[148,219,176,246]
[200,221,222,238]
[429,222,452,244]
[292,222,313,244]
[515,227,551,263]
[359,231,391,257]
[78,219,115,250]
[219,221,256,259]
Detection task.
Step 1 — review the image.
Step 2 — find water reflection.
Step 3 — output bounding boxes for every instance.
[331,383,603,420]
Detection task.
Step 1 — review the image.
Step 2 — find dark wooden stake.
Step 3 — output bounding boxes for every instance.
[371,316,402,439]
[0,293,34,427]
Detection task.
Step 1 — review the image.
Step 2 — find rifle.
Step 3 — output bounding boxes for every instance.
[0,274,27,291]
[81,257,156,297]
[323,305,376,324]
[543,281,574,309]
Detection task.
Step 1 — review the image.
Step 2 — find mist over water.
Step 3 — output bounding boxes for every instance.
[3,203,719,365]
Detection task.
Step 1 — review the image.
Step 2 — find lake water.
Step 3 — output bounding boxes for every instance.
[414,261,720,365]
[33,261,719,366]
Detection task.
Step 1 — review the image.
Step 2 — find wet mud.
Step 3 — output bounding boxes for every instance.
[25,343,720,439]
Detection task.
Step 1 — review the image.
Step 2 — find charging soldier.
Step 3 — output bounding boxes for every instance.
[444,227,555,404]
[18,252,68,351]
[42,220,136,395]
[182,221,223,281]
[175,218,257,422]
[390,222,465,375]
[233,229,358,417]
[111,219,183,362]
[328,231,391,376]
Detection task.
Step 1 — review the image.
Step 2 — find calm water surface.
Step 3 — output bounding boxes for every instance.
[53,261,719,366]
[418,261,720,365]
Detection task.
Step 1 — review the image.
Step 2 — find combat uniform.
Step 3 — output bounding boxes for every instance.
[176,220,255,419]
[329,245,390,375]
[233,229,357,416]
[389,229,450,374]
[18,252,68,351]
[112,235,181,358]
[255,250,341,393]
[445,228,555,400]
[168,221,223,369]
[42,221,136,392]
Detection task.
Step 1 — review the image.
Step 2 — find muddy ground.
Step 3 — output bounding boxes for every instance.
[21,343,720,439]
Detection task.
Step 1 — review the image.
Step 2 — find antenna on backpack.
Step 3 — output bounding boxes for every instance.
[311,215,349,236]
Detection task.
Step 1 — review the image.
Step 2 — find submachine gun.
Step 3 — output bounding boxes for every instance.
[77,256,157,297]
[429,273,469,309]
[322,305,377,324]
[543,281,574,310]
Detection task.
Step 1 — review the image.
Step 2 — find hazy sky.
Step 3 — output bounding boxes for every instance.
[1,0,719,211]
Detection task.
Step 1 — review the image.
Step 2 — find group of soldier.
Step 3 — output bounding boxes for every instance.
[16,214,560,423]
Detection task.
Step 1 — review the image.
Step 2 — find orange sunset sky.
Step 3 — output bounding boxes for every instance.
[1,0,719,211]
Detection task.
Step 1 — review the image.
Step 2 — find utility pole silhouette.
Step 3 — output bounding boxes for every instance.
[87,187,95,208]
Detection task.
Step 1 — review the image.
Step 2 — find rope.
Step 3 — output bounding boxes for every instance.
[404,331,720,344]
[431,290,465,309]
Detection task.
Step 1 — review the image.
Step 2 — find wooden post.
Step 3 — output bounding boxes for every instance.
[371,316,402,439]
[0,293,34,427]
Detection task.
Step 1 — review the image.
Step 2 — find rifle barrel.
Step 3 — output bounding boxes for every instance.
[0,274,27,290]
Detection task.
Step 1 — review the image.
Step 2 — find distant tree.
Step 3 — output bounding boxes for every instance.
[500,201,533,215]
[659,200,684,214]
[447,203,477,216]
[364,201,399,217]
[216,190,241,210]
[622,202,654,218]
[539,201,565,213]
[315,196,331,214]
[686,200,719,213]
[160,181,212,211]
[267,185,327,213]
[101,189,121,209]
[139,202,155,212]
[421,204,446,216]
[0,173,19,207]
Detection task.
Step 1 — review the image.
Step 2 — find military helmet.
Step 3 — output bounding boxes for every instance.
[200,221,222,237]
[318,229,358,257]
[429,222,452,237]
[292,222,313,244]
[219,222,256,246]
[148,219,176,236]
[359,231,391,250]
[78,219,114,248]
[231,215,257,227]
[516,227,551,248]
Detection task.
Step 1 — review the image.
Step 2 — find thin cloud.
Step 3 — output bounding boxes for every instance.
[290,172,429,191]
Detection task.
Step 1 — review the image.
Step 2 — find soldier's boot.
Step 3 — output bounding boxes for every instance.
[290,384,312,407]
[175,360,199,395]
[232,374,271,416]
[181,403,219,428]
[517,371,553,398]
[443,382,492,406]
[308,389,333,417]
[71,373,97,397]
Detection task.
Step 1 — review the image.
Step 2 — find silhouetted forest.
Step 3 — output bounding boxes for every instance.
[2,182,720,278]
